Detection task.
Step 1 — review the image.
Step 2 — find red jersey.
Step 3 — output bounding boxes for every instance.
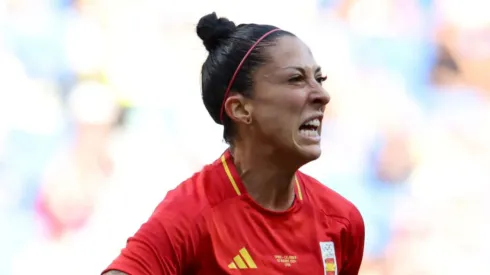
[104,150,364,275]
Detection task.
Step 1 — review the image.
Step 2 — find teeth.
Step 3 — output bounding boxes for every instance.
[303,118,320,127]
[299,118,321,138]
[300,129,320,137]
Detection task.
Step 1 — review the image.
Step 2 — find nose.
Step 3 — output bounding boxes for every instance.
[310,87,330,109]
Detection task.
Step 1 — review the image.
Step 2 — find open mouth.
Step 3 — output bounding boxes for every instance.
[299,118,321,138]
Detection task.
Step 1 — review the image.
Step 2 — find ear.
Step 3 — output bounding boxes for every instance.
[224,93,253,124]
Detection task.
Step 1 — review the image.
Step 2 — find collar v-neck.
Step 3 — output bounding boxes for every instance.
[218,149,304,215]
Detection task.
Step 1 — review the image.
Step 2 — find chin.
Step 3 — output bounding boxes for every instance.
[291,133,322,164]
[297,144,322,163]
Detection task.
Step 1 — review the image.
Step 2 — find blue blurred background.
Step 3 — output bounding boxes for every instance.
[1,0,489,274]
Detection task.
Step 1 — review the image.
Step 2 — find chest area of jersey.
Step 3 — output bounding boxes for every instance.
[200,202,345,274]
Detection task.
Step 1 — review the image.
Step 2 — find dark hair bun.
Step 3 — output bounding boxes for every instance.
[196,12,236,52]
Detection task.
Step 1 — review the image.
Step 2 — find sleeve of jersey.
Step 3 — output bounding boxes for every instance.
[102,194,201,275]
[341,207,365,275]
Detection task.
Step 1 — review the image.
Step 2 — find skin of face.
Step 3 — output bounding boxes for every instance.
[225,35,331,164]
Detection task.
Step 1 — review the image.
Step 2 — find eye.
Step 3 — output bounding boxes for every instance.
[316,75,327,84]
[288,75,304,83]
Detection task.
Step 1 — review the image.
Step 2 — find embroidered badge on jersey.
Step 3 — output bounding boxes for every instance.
[320,241,337,275]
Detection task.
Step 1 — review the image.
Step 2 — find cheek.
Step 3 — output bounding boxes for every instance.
[270,90,304,116]
[254,92,304,134]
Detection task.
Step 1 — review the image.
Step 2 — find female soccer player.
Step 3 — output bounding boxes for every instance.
[103,12,364,275]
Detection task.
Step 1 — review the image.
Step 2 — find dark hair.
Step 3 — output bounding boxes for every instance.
[196,12,294,143]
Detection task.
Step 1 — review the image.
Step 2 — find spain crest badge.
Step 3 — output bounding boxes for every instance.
[320,241,337,275]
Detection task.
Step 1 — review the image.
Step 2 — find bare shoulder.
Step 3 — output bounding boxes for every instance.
[102,271,128,275]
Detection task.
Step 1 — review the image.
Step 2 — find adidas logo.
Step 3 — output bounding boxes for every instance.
[228,247,257,269]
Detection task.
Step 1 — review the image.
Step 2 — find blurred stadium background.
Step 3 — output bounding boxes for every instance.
[1,0,489,274]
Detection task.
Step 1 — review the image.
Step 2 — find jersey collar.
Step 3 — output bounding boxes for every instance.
[219,149,303,201]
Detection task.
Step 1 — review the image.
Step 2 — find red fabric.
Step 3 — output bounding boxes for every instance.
[103,150,364,275]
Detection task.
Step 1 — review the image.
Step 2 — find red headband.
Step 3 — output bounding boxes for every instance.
[219,28,281,123]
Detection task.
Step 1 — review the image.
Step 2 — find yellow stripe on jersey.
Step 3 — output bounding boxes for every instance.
[295,175,303,201]
[221,154,241,195]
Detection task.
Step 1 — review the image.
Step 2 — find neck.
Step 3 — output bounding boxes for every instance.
[231,142,298,212]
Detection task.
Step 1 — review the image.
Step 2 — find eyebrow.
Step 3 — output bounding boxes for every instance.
[282,66,322,74]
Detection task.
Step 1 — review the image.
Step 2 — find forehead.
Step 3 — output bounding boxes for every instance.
[262,35,317,72]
